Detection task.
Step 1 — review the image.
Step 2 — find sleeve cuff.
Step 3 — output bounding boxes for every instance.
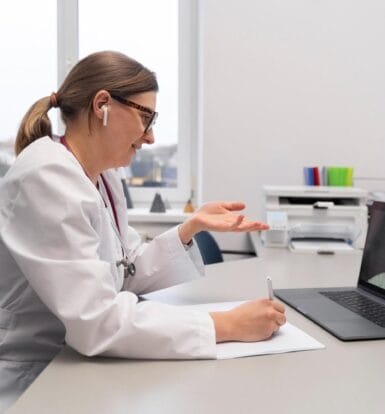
[161,226,192,260]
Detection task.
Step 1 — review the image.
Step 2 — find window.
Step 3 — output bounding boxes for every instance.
[0,0,57,174]
[60,0,196,204]
[79,0,178,190]
[0,1,196,205]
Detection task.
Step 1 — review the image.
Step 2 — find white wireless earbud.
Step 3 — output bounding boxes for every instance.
[102,105,108,127]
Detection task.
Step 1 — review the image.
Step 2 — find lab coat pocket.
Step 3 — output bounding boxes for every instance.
[0,308,15,345]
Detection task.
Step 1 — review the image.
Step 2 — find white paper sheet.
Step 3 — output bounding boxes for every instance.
[183,301,325,359]
[289,239,354,253]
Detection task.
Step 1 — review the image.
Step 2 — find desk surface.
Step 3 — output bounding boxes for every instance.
[8,250,385,414]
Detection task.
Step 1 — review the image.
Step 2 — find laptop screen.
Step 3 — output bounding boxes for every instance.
[358,201,385,298]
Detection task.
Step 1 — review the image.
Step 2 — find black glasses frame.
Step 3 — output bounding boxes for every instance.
[110,94,158,133]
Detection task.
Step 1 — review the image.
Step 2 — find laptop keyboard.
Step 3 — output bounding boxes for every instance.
[320,290,385,328]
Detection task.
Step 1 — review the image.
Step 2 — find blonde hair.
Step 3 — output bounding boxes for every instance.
[15,51,158,155]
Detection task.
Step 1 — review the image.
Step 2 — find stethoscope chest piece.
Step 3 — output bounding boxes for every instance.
[126,261,136,277]
[116,258,136,278]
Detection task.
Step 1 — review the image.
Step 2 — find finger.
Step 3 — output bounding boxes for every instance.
[223,213,244,226]
[234,218,268,227]
[222,201,246,212]
[231,214,244,228]
[273,324,280,333]
[233,221,270,232]
[276,313,287,326]
[223,215,245,231]
[271,300,285,313]
[241,222,269,231]
[251,222,269,230]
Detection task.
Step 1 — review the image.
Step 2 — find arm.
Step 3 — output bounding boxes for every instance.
[124,198,268,294]
[122,225,205,294]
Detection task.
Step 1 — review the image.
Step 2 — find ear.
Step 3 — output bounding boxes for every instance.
[92,90,111,122]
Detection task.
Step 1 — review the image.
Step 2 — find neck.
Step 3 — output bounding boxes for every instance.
[64,125,105,185]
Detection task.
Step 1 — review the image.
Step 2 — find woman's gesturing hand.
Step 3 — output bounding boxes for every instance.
[178,201,269,244]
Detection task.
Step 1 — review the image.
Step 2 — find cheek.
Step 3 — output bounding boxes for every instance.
[111,112,139,139]
[122,120,143,143]
[112,128,134,150]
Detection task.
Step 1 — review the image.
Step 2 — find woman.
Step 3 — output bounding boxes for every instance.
[0,51,285,411]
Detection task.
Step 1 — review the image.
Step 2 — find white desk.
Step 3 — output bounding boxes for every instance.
[8,250,385,414]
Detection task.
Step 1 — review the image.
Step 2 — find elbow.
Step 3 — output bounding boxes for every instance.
[64,318,123,357]
[65,336,101,357]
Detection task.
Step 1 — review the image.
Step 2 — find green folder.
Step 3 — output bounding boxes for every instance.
[327,167,354,187]
[346,167,354,186]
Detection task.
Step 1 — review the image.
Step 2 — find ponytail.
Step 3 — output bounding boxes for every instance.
[14,96,53,156]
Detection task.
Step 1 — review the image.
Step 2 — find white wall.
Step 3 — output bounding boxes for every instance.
[197,0,385,251]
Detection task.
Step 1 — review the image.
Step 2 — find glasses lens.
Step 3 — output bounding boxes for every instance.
[145,112,158,133]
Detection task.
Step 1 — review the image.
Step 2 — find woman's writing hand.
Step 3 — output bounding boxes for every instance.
[210,299,286,343]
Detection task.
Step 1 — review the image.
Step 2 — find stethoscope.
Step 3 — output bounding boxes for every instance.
[59,136,136,278]
[98,177,136,278]
[107,213,136,278]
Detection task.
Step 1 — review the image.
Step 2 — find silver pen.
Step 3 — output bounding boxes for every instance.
[266,277,274,300]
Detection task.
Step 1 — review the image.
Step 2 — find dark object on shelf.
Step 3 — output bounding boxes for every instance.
[150,193,166,213]
[164,198,171,210]
[121,179,134,209]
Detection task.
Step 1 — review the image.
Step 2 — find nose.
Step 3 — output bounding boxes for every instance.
[143,129,155,145]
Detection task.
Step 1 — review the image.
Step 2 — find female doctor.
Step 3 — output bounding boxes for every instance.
[0,51,286,411]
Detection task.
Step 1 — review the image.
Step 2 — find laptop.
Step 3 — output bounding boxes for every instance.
[274,201,385,341]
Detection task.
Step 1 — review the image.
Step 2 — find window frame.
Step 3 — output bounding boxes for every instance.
[57,0,197,205]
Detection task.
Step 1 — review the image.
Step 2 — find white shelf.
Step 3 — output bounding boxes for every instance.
[126,208,192,223]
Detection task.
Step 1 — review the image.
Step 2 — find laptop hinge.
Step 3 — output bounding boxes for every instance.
[358,283,385,301]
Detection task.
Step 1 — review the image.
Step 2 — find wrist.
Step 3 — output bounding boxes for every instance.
[178,218,200,245]
[182,238,194,251]
[210,311,233,343]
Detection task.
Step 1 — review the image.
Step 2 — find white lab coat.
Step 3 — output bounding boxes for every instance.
[0,137,216,412]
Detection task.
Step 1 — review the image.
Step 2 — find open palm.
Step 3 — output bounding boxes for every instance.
[193,201,269,233]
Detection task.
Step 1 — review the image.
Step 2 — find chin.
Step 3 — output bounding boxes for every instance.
[112,155,132,170]
[123,152,134,166]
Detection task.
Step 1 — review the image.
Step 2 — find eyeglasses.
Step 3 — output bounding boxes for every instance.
[110,94,158,133]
